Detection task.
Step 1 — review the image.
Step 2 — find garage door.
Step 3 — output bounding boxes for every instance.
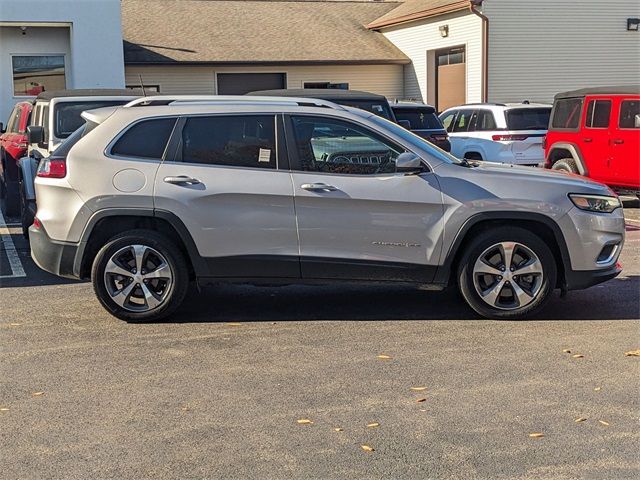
[217,73,286,95]
[436,46,466,112]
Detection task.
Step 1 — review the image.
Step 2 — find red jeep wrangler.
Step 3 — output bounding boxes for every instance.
[544,86,639,197]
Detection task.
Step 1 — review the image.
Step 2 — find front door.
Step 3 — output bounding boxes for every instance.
[610,97,640,189]
[286,115,444,282]
[154,114,300,278]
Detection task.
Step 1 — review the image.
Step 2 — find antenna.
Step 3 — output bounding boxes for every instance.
[138,74,147,97]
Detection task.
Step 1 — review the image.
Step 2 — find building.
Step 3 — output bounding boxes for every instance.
[0,0,125,121]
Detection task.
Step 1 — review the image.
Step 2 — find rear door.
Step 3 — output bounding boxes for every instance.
[154,113,300,278]
[611,97,640,189]
[286,114,444,282]
[447,109,475,158]
[582,97,613,183]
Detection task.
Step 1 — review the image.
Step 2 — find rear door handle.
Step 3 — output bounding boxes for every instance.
[583,138,592,143]
[164,175,201,185]
[612,139,624,145]
[301,183,338,192]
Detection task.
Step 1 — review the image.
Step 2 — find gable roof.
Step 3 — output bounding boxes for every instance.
[367,0,470,29]
[122,0,410,65]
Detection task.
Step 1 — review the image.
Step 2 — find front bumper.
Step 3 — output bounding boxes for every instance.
[564,263,622,291]
[29,223,80,279]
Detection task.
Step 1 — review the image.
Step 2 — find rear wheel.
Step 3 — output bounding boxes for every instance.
[551,158,579,174]
[457,227,557,319]
[91,230,189,322]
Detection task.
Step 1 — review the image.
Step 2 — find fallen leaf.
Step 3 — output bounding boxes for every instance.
[572,354,584,358]
[226,323,242,326]
[574,417,587,423]
[594,387,602,391]
[297,419,313,425]
[529,432,544,438]
[599,420,610,426]
[333,427,343,432]
[410,387,427,391]
[416,398,427,403]
[180,406,190,412]
[562,349,571,353]
[377,354,392,360]
[624,349,640,357]
[31,392,45,397]
[361,445,374,452]
[367,422,380,428]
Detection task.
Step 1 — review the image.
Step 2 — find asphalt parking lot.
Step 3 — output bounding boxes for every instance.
[1,204,639,479]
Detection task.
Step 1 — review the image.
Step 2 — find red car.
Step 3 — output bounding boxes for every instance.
[544,86,640,197]
[0,101,33,216]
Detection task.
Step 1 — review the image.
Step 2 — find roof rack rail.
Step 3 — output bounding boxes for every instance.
[460,102,507,107]
[122,95,345,110]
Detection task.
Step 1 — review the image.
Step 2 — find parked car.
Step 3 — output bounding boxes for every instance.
[30,95,624,322]
[247,88,397,122]
[391,101,451,151]
[439,103,552,165]
[18,89,141,236]
[544,86,640,197]
[0,101,33,216]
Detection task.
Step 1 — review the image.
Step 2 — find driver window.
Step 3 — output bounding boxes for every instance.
[291,116,402,175]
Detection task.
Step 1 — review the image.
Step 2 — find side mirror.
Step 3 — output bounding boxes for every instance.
[397,119,412,130]
[0,122,4,134]
[27,125,44,146]
[396,152,424,175]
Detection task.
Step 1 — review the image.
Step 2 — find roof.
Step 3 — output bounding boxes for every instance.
[247,89,388,101]
[122,0,410,65]
[367,0,470,29]
[35,89,143,101]
[555,85,640,99]
[391,101,436,112]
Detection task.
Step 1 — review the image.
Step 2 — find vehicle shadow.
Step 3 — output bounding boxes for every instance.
[160,275,640,324]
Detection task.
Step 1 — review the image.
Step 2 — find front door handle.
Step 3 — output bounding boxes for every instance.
[583,138,592,143]
[301,183,338,192]
[164,175,201,185]
[612,139,624,145]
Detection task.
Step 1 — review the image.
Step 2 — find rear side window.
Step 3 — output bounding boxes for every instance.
[505,108,551,130]
[476,110,497,131]
[551,98,583,129]
[393,108,443,130]
[181,115,276,168]
[619,100,640,129]
[111,117,176,159]
[585,100,611,128]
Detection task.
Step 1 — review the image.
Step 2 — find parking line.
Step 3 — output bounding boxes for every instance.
[0,209,26,279]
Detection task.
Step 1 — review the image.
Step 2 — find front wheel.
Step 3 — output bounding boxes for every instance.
[457,227,557,319]
[91,230,189,322]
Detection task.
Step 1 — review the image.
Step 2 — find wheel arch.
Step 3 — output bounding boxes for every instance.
[546,142,588,176]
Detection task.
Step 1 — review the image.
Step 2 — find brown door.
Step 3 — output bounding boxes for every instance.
[436,47,466,112]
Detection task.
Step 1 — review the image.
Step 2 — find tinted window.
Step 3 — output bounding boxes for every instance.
[111,117,176,159]
[42,106,49,143]
[334,100,394,121]
[585,100,611,128]
[505,108,551,130]
[551,98,583,129]
[182,115,276,168]
[453,110,474,132]
[440,111,457,132]
[476,110,497,131]
[55,101,130,139]
[619,100,639,129]
[291,116,402,175]
[393,108,443,130]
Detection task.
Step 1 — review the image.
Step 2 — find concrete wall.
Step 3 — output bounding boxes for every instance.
[0,0,125,121]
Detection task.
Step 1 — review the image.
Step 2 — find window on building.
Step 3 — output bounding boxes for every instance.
[290,116,402,175]
[619,100,640,129]
[181,115,276,168]
[303,82,349,90]
[585,100,611,128]
[111,117,177,159]
[126,85,160,93]
[12,55,65,96]
[551,98,583,129]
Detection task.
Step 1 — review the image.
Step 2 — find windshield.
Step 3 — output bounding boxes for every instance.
[335,100,395,121]
[368,114,465,165]
[393,108,443,130]
[54,100,129,139]
[505,108,551,130]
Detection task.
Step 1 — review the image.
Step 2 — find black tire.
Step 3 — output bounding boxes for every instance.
[91,230,189,322]
[19,179,35,238]
[464,152,483,161]
[457,227,557,319]
[551,158,579,174]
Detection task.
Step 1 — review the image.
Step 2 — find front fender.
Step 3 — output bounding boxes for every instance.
[18,155,39,201]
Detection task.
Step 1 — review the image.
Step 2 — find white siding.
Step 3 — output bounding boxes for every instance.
[125,64,404,99]
[484,0,640,103]
[381,11,483,104]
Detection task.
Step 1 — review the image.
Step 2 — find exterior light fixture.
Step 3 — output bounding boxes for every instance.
[628,18,640,31]
[439,25,449,37]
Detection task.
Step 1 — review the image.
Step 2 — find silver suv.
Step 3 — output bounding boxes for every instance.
[29,96,625,321]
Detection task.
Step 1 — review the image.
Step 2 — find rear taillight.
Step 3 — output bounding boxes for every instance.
[33,217,42,229]
[36,157,67,178]
[492,134,529,141]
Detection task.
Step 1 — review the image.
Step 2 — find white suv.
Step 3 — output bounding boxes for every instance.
[439,103,552,166]
[29,96,624,322]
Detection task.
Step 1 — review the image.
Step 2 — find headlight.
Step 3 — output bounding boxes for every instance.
[569,194,621,213]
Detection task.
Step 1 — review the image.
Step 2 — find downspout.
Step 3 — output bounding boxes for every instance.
[469,0,489,102]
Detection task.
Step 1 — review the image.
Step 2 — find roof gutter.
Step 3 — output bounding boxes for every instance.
[469,0,488,102]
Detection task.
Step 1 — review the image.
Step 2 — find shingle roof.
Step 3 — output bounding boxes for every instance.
[367,0,470,29]
[122,0,410,65]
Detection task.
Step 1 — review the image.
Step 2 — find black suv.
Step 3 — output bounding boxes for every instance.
[391,101,451,152]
